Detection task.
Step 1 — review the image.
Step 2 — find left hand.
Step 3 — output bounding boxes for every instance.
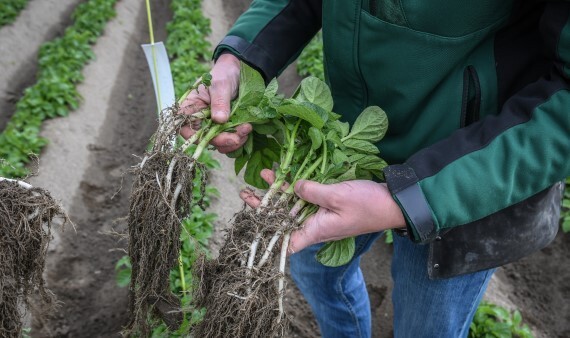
[240,169,406,254]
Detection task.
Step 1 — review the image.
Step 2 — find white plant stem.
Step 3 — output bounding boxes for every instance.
[164,157,178,195]
[256,230,282,269]
[245,184,282,294]
[169,161,194,211]
[277,231,291,324]
[0,177,33,190]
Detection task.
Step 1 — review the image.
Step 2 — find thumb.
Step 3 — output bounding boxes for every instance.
[294,180,339,210]
[209,80,232,123]
[288,225,316,255]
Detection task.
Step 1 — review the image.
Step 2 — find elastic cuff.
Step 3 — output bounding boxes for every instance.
[213,35,279,82]
[384,164,438,243]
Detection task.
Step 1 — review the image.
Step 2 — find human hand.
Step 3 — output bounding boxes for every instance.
[179,53,252,154]
[240,169,406,255]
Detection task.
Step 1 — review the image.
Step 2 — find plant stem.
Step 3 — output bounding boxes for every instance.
[281,119,301,173]
[320,135,327,175]
[292,148,313,184]
[284,156,323,195]
[0,177,33,190]
[178,256,187,293]
[277,231,291,324]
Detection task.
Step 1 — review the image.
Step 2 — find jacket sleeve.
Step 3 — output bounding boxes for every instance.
[213,0,322,81]
[384,2,570,243]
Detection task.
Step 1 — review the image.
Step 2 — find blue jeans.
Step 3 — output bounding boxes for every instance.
[289,232,495,338]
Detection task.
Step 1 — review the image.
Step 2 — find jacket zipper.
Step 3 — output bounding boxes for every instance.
[460,65,481,127]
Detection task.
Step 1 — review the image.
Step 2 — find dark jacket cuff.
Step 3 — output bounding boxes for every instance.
[213,35,280,82]
[384,164,439,243]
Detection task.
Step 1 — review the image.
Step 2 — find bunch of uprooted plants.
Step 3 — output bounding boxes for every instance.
[125,63,388,337]
[0,177,69,338]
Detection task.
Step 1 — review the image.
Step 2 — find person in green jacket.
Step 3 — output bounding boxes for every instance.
[180,1,570,337]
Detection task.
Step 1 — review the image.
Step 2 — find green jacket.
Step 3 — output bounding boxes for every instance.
[214,0,570,277]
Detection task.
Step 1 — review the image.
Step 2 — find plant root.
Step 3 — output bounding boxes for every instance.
[0,180,68,338]
[124,108,208,336]
[192,203,297,338]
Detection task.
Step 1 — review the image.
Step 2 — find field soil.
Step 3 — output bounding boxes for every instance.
[0,0,568,337]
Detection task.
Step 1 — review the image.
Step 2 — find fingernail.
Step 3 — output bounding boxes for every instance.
[294,180,305,194]
[213,111,227,121]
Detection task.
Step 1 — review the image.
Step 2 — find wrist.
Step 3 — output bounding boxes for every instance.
[376,183,406,230]
[215,52,240,68]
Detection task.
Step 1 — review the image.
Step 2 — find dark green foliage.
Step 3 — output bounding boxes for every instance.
[0,0,118,177]
[469,302,534,338]
[0,0,28,26]
[166,0,211,98]
[296,31,324,81]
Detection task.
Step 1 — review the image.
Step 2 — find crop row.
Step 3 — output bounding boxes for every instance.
[0,0,29,27]
[0,0,118,178]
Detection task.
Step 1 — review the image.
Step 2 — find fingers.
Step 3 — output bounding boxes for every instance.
[178,88,209,116]
[209,81,232,123]
[208,54,240,123]
[240,189,261,208]
[210,123,252,153]
[179,125,196,140]
[288,227,312,255]
[288,214,321,255]
[294,180,340,210]
[259,169,290,190]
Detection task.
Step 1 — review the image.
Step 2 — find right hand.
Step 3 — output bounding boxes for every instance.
[179,53,252,154]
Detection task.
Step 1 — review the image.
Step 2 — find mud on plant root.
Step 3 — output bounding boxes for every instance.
[124,110,208,336]
[0,179,68,338]
[192,201,296,338]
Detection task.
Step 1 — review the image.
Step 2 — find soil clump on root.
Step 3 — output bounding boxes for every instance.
[0,180,68,338]
[193,202,296,338]
[125,110,207,336]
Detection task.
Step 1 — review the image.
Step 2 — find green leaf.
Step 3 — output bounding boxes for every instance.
[230,106,270,125]
[226,147,243,159]
[343,139,380,154]
[239,62,265,100]
[331,120,350,138]
[253,123,278,135]
[297,76,334,111]
[276,103,325,129]
[244,133,254,154]
[328,111,342,121]
[308,127,323,150]
[114,255,131,288]
[237,91,264,109]
[326,130,344,148]
[316,237,355,267]
[563,219,570,233]
[346,106,388,143]
[384,230,393,244]
[349,154,388,171]
[337,165,357,181]
[115,268,131,288]
[244,152,267,188]
[332,149,349,164]
[265,78,279,98]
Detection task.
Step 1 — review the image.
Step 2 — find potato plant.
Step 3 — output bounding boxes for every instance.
[190,64,388,337]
